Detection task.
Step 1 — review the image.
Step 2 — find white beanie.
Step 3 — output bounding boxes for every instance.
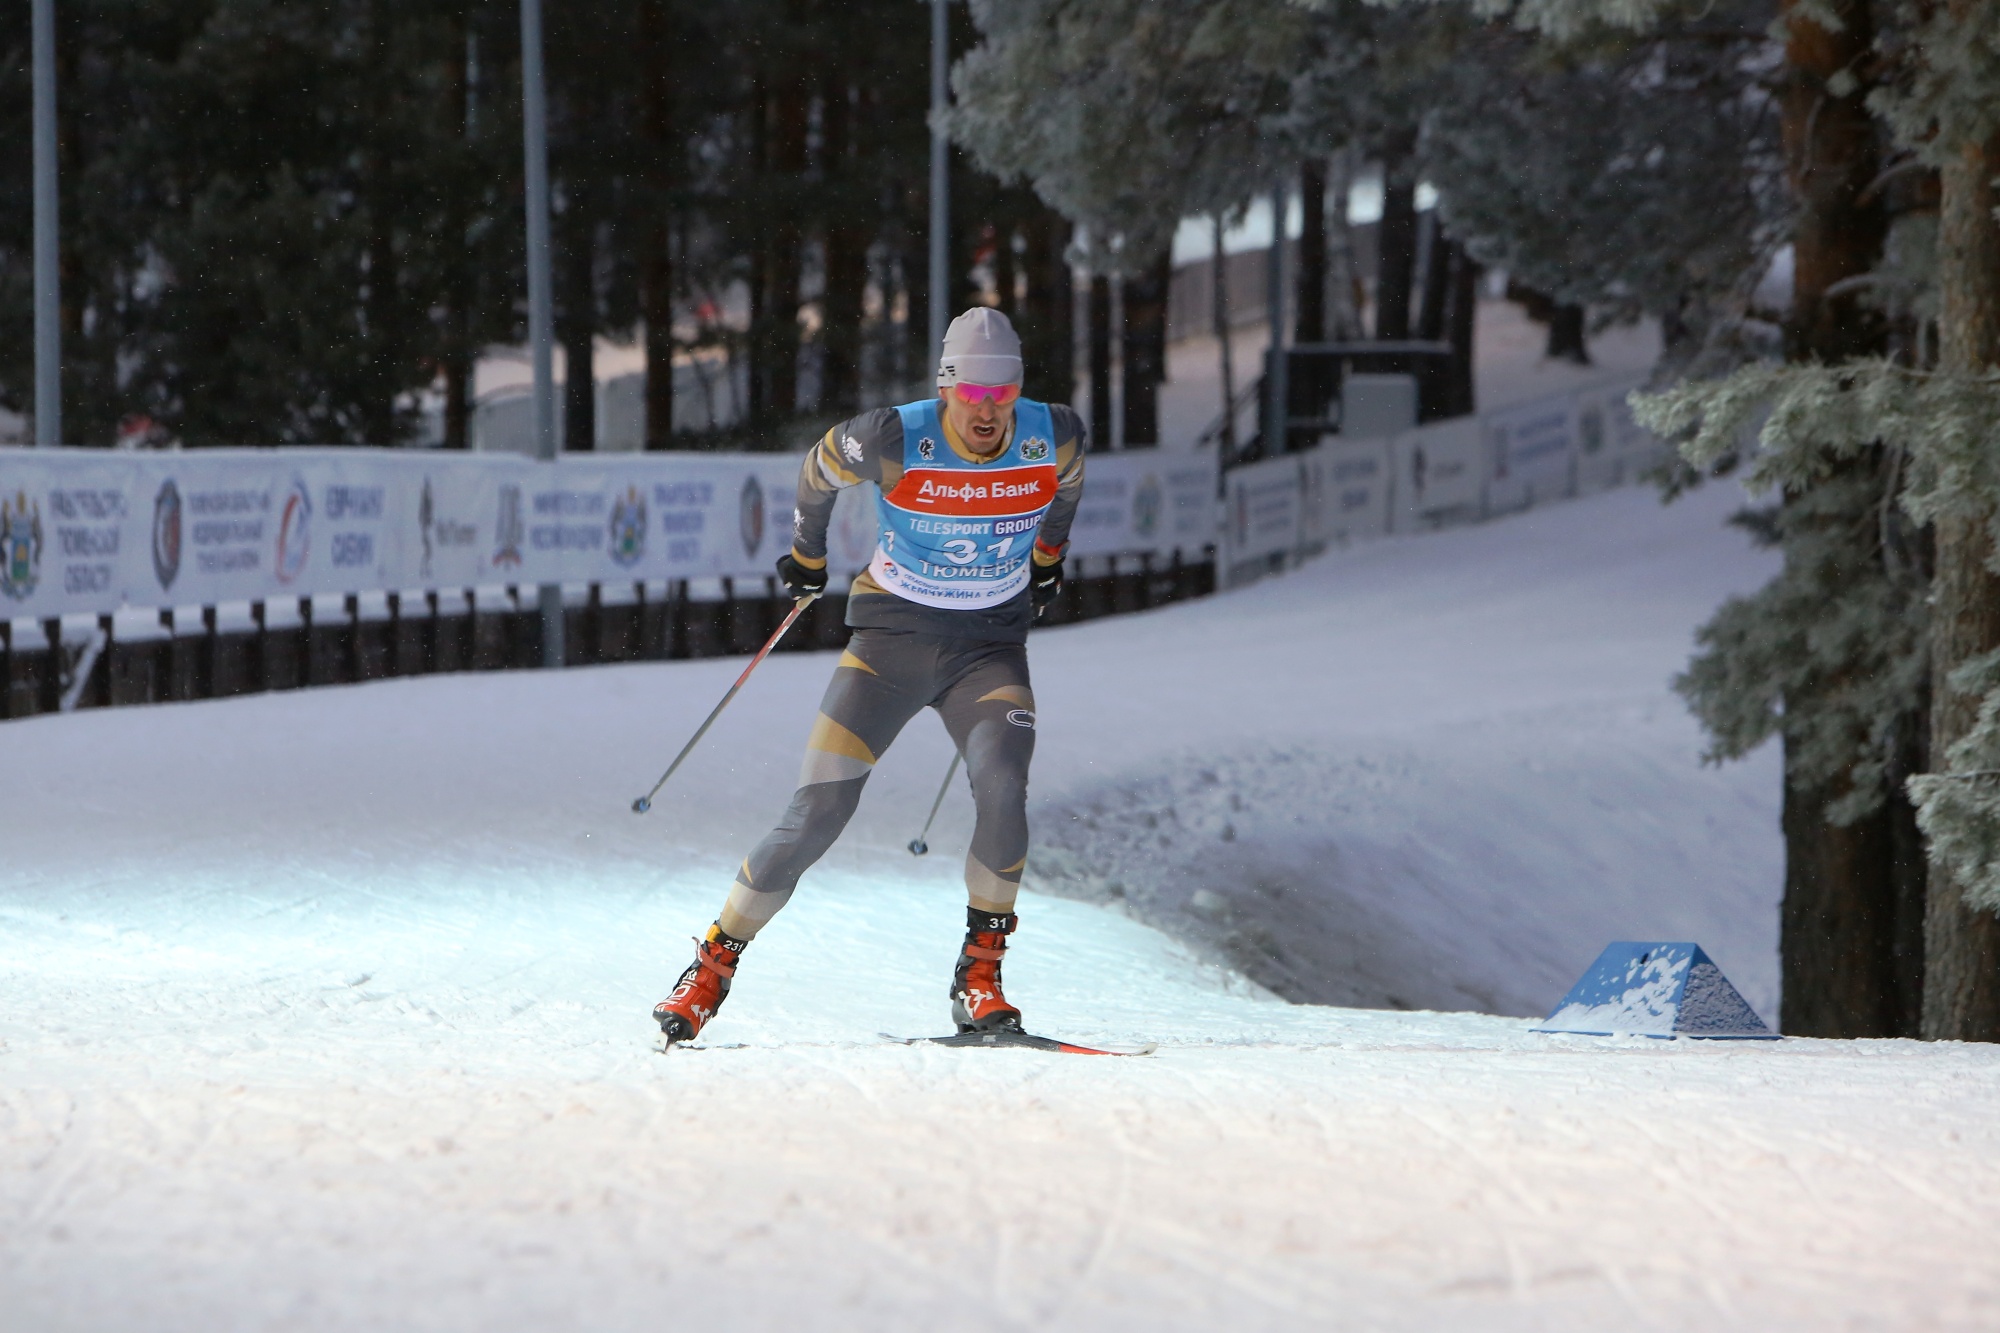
[936,307,1023,387]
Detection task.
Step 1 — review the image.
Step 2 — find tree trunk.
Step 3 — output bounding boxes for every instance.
[361,0,400,445]
[1773,0,1928,1037]
[1782,0,1888,364]
[1443,241,1479,418]
[1325,146,1365,342]
[638,0,675,448]
[1545,302,1590,364]
[1415,218,1449,343]
[560,212,596,451]
[1120,251,1169,447]
[753,80,808,425]
[818,79,867,416]
[1213,218,1236,455]
[1374,130,1418,342]
[441,12,472,451]
[1781,693,1929,1036]
[1087,273,1112,451]
[1922,114,2000,1041]
[1295,158,1327,345]
[1017,203,1073,403]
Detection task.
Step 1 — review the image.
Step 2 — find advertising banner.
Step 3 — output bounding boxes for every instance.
[0,448,146,619]
[1315,438,1392,545]
[1066,450,1219,559]
[514,453,799,585]
[1389,416,1484,532]
[1574,375,1664,490]
[1484,393,1578,513]
[1223,453,1303,572]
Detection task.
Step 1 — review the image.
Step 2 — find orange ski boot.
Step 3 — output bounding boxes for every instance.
[653,923,747,1044]
[951,908,1023,1033]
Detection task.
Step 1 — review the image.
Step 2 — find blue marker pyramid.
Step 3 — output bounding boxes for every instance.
[1535,942,1776,1039]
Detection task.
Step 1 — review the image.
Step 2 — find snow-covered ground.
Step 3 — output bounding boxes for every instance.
[6,481,2000,1330]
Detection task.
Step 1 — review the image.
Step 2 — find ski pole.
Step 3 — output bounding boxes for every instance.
[907,750,962,855]
[631,592,819,814]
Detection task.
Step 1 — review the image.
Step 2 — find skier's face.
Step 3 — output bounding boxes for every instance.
[939,384,1016,455]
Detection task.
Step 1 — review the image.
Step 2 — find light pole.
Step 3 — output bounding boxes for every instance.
[927,0,949,370]
[520,0,564,667]
[32,0,59,447]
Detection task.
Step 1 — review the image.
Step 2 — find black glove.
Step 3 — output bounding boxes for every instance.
[1030,558,1064,618]
[776,552,829,600]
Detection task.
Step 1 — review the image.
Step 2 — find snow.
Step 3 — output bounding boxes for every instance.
[6,481,2000,1329]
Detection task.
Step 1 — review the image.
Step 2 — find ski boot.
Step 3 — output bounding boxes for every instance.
[950,907,1023,1033]
[653,923,748,1044]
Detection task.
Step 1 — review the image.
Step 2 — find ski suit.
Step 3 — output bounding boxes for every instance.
[717,396,1087,939]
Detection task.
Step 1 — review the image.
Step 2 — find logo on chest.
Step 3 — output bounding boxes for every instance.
[885,465,1059,517]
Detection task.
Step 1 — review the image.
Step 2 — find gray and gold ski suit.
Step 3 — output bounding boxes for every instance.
[715,401,1087,940]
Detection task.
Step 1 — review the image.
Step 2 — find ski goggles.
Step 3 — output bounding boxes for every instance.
[950,381,1021,407]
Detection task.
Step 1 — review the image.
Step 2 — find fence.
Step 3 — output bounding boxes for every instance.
[1219,371,1664,585]
[0,372,1661,720]
[0,444,1220,720]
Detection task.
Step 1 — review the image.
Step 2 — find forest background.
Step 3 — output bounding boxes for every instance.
[5,0,2000,1043]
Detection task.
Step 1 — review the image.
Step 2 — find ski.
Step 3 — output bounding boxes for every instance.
[881,1030,1157,1056]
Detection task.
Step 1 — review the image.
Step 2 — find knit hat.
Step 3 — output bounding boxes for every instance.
[936,307,1024,387]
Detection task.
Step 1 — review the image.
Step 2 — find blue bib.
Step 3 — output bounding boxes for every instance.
[868,398,1059,609]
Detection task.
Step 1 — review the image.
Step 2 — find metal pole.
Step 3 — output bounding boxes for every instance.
[1263,180,1289,460]
[927,0,949,369]
[520,0,564,667]
[32,0,60,448]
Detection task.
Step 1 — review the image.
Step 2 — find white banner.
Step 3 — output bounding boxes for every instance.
[1315,439,1392,545]
[1575,375,1664,490]
[1484,393,1578,513]
[1389,416,1484,532]
[1,444,1216,619]
[1065,450,1219,559]
[1223,453,1303,570]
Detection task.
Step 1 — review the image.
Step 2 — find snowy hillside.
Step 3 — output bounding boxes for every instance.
[6,481,2000,1330]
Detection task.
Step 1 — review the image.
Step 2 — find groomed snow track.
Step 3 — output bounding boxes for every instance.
[5,481,1998,1330]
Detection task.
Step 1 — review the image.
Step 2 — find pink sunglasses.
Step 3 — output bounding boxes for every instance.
[951,382,1021,406]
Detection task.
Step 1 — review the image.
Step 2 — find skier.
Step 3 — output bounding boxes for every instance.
[653,308,1089,1044]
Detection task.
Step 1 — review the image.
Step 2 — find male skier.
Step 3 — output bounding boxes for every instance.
[653,308,1087,1044]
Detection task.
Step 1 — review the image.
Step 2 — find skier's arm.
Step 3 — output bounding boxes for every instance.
[789,409,901,571]
[1031,405,1089,566]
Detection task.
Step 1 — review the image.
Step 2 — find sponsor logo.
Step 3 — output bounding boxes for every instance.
[740,474,765,557]
[494,484,525,568]
[917,435,937,461]
[1019,436,1049,462]
[1006,709,1036,729]
[1133,475,1163,538]
[885,465,1058,517]
[840,430,864,464]
[0,490,43,600]
[152,479,183,590]
[609,484,648,567]
[274,476,311,584]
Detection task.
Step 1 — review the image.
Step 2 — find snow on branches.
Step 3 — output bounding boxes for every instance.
[1638,361,2000,888]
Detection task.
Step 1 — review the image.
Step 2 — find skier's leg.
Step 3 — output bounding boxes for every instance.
[933,641,1036,915]
[934,642,1035,1031]
[715,631,931,939]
